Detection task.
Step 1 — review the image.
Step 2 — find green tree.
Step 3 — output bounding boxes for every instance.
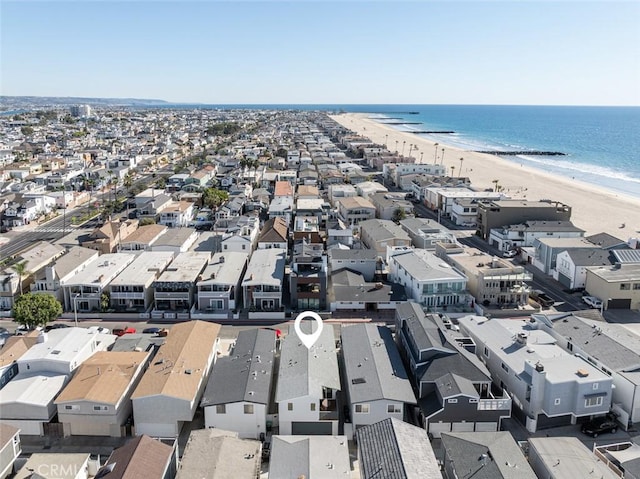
[100,292,110,312]
[392,208,407,223]
[139,218,157,226]
[20,126,34,136]
[275,148,288,158]
[12,293,62,329]
[11,261,30,297]
[202,187,229,210]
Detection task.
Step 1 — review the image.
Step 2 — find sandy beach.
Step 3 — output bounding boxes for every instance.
[330,113,640,238]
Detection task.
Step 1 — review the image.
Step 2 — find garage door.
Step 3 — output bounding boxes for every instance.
[608,298,631,309]
[451,422,475,433]
[557,273,572,289]
[427,422,451,438]
[291,421,333,435]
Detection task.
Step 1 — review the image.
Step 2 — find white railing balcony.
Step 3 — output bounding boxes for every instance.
[110,292,145,300]
[251,291,281,299]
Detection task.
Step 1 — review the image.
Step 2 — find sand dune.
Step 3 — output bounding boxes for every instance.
[330,113,640,238]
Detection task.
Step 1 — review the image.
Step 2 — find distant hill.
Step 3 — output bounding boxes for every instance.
[0,95,170,107]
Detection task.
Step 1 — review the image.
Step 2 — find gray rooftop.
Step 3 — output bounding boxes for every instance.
[198,252,248,286]
[360,219,411,243]
[564,248,613,267]
[152,227,197,247]
[328,248,378,261]
[544,312,640,375]
[268,435,351,479]
[500,220,583,233]
[586,263,640,282]
[275,322,340,402]
[356,417,440,479]
[586,232,627,249]
[341,324,415,405]
[46,246,98,279]
[201,329,276,407]
[441,432,536,479]
[242,248,286,287]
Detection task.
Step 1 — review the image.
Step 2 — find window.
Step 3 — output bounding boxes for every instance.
[93,406,102,411]
[287,402,293,411]
[310,403,316,411]
[469,398,479,403]
[593,383,599,390]
[621,283,631,291]
[244,404,254,414]
[65,405,73,410]
[554,398,561,405]
[448,398,458,404]
[355,404,370,414]
[483,347,490,358]
[216,405,226,414]
[501,362,509,373]
[585,396,604,408]
[242,244,246,250]
[387,404,401,413]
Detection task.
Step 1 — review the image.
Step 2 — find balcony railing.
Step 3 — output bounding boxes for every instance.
[319,399,338,420]
[110,292,145,299]
[155,291,190,300]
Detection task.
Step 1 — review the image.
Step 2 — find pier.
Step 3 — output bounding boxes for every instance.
[474,150,566,156]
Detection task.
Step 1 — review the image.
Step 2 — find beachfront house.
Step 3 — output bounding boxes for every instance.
[196,252,248,316]
[241,248,286,313]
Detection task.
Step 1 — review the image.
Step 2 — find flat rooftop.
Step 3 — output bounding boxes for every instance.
[154,252,210,284]
[199,252,248,285]
[61,253,135,287]
[110,251,174,286]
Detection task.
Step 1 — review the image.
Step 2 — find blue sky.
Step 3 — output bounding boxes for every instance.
[1,1,639,105]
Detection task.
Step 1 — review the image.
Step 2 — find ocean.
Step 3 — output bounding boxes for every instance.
[346,104,640,200]
[162,103,640,199]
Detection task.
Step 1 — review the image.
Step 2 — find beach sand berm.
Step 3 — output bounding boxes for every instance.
[330,113,640,237]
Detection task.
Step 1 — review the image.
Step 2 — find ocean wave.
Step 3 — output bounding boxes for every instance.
[514,154,640,184]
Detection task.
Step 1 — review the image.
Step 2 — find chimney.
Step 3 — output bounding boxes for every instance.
[37,331,48,343]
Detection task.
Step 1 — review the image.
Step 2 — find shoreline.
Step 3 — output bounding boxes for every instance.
[330,113,640,238]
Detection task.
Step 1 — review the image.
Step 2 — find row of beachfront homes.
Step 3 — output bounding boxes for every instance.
[2,303,637,444]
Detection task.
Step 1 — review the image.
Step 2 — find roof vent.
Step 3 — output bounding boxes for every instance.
[185,369,192,375]
[576,369,589,377]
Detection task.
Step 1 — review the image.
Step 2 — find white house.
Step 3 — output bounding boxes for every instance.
[201,329,276,439]
[0,423,21,479]
[241,248,286,311]
[276,322,341,435]
[131,321,221,437]
[388,247,468,309]
[196,252,248,314]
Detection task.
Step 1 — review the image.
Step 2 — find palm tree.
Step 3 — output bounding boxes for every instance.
[433,143,439,164]
[408,144,414,158]
[441,148,446,165]
[12,261,29,297]
[492,179,500,192]
[459,157,464,177]
[402,141,406,156]
[450,165,455,177]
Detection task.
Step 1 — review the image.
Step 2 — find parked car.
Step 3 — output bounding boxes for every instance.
[0,327,11,346]
[113,327,136,337]
[503,249,518,258]
[530,290,555,308]
[88,326,111,334]
[15,325,43,336]
[582,296,603,309]
[44,323,71,332]
[581,414,618,437]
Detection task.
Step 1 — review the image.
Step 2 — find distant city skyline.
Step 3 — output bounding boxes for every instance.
[1,1,639,106]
